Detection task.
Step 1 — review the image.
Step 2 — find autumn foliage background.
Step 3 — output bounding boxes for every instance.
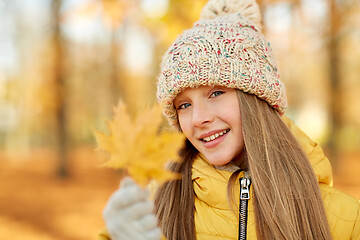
[0,0,359,239]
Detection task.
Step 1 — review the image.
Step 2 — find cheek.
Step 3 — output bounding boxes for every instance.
[221,103,243,137]
[178,115,192,138]
[233,116,244,147]
[221,107,241,125]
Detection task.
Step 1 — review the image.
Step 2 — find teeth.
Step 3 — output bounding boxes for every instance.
[202,130,228,142]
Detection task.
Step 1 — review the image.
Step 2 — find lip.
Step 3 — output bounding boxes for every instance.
[198,129,228,140]
[199,129,230,149]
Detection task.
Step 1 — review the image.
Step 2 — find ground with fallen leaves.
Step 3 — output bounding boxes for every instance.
[0,147,120,240]
[0,147,359,240]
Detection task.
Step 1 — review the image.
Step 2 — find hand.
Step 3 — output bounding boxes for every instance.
[103,177,161,240]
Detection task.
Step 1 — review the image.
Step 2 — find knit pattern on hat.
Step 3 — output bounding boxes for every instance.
[157,0,287,129]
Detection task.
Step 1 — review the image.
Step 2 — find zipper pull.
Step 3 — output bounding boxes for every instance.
[240,173,251,200]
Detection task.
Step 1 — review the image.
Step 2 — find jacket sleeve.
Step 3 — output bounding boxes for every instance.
[351,201,360,240]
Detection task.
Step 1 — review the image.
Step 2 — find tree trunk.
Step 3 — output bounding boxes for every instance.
[52,0,68,177]
[110,29,120,105]
[327,0,341,163]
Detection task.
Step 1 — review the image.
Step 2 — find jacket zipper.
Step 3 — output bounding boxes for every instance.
[238,172,251,240]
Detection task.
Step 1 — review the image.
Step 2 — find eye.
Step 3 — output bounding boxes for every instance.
[177,103,191,110]
[210,90,224,98]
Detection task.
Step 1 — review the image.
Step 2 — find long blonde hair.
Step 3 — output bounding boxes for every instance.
[154,91,332,240]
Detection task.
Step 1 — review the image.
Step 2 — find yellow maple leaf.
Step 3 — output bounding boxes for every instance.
[94,101,185,186]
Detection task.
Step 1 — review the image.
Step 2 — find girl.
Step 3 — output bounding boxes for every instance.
[99,0,360,239]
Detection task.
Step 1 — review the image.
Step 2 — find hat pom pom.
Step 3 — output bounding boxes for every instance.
[200,0,262,28]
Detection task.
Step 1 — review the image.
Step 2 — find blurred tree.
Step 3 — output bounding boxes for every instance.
[64,0,130,105]
[99,0,129,105]
[326,0,354,161]
[52,0,68,177]
[327,0,340,161]
[161,0,206,44]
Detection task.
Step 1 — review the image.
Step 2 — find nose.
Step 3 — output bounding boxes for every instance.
[192,101,213,128]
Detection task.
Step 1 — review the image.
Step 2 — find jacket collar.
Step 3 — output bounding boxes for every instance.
[192,154,245,210]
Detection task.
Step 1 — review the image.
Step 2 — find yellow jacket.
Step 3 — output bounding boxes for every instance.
[97,117,360,239]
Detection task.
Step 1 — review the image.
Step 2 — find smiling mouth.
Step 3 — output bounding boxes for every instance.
[201,129,230,142]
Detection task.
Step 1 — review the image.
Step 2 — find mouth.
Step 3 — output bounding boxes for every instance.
[200,129,230,143]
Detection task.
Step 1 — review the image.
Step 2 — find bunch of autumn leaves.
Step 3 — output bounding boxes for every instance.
[94,102,184,187]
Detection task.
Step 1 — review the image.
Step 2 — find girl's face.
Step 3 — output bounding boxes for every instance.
[174,85,245,166]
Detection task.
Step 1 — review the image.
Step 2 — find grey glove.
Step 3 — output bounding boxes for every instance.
[103,177,161,240]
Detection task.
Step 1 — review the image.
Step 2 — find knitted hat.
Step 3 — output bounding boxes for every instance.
[157,0,287,129]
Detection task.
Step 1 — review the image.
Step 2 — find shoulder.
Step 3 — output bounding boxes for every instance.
[319,184,360,239]
[282,116,333,186]
[320,184,359,220]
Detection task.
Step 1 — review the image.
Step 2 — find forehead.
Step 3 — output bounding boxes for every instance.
[176,86,212,98]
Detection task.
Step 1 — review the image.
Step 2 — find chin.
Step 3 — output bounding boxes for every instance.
[205,154,233,166]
